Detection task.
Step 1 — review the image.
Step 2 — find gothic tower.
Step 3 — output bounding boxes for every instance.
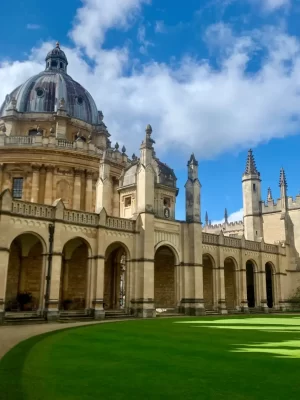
[185,153,201,223]
[242,149,263,241]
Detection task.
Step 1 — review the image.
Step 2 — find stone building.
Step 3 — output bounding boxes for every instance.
[0,43,299,324]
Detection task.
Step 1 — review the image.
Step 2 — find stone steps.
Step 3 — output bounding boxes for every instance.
[4,317,46,325]
[105,310,134,320]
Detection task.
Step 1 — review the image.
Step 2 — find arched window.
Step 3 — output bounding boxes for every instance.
[51,60,58,68]
[28,129,38,136]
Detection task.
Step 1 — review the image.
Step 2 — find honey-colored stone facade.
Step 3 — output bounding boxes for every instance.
[0,44,299,324]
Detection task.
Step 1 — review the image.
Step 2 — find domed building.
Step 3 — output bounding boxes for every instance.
[0,43,296,325]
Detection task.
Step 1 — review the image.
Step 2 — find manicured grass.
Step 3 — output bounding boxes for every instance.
[1,315,300,400]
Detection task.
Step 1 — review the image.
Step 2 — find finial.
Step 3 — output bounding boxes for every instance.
[205,211,209,225]
[279,167,287,188]
[188,153,198,166]
[267,187,273,201]
[146,124,152,135]
[115,142,119,150]
[224,208,228,224]
[244,149,259,175]
[121,145,126,154]
[56,41,60,48]
[132,153,137,161]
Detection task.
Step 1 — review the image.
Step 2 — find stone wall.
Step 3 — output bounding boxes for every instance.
[6,241,21,302]
[203,260,213,310]
[154,247,175,308]
[224,261,236,309]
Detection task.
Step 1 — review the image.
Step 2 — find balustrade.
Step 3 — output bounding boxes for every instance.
[63,210,99,226]
[12,200,54,219]
[106,216,135,231]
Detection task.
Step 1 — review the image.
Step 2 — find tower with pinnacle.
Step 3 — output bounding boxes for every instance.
[242,149,263,241]
[185,153,201,223]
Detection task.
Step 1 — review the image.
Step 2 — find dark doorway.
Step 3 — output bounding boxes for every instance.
[265,263,274,308]
[246,261,255,308]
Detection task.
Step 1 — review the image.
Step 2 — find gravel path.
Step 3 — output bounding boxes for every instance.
[0,320,119,360]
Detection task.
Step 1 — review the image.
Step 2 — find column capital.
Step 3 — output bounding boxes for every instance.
[45,165,55,173]
[31,163,42,171]
[74,168,84,177]
[86,170,94,179]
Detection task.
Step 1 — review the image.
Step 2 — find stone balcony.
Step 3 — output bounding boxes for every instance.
[0,134,103,157]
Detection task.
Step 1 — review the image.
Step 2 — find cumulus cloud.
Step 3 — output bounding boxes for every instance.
[212,208,244,225]
[70,0,149,58]
[252,0,290,12]
[1,1,300,162]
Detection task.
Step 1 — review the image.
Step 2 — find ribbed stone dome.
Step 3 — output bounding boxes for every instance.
[0,43,102,125]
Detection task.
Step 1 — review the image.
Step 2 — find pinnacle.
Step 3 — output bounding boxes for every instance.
[224,208,228,223]
[267,187,273,201]
[244,149,259,175]
[205,211,209,224]
[188,153,198,166]
[279,167,287,188]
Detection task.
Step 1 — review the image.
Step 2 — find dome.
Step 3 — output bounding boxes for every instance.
[0,43,102,126]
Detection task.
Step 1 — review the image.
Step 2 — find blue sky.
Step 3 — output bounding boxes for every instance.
[1,0,300,222]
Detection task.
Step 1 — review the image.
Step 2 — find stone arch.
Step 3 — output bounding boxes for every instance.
[203,253,215,311]
[154,245,177,309]
[224,257,238,310]
[265,261,275,308]
[154,241,180,265]
[60,237,92,311]
[246,259,257,308]
[5,232,46,312]
[104,242,130,310]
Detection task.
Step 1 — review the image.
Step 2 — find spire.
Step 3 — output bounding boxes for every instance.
[205,211,209,225]
[267,187,273,201]
[244,149,259,175]
[279,167,287,188]
[224,208,228,224]
[188,153,198,167]
[187,153,199,180]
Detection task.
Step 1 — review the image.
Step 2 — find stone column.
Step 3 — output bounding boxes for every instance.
[217,265,228,314]
[258,269,269,312]
[212,267,219,310]
[44,165,54,205]
[85,170,93,212]
[0,163,3,193]
[0,248,9,323]
[239,268,249,312]
[73,168,82,210]
[93,257,105,319]
[46,253,62,321]
[31,164,41,203]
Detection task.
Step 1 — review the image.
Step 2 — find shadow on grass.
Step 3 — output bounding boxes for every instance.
[0,324,100,400]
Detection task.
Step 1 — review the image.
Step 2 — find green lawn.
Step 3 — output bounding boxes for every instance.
[1,315,300,400]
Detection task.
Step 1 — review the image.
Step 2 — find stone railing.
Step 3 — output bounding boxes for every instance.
[5,136,34,145]
[63,210,99,226]
[12,200,54,219]
[202,233,219,245]
[1,135,103,156]
[224,236,241,248]
[245,240,260,251]
[202,232,282,255]
[106,216,135,232]
[263,243,278,254]
[57,139,74,149]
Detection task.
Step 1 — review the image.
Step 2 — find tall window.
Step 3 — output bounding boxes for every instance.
[12,178,23,199]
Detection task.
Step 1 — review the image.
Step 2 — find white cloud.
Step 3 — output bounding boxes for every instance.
[154,20,166,33]
[137,24,154,55]
[70,0,150,58]
[212,208,244,225]
[252,0,290,12]
[1,2,300,162]
[26,24,41,30]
